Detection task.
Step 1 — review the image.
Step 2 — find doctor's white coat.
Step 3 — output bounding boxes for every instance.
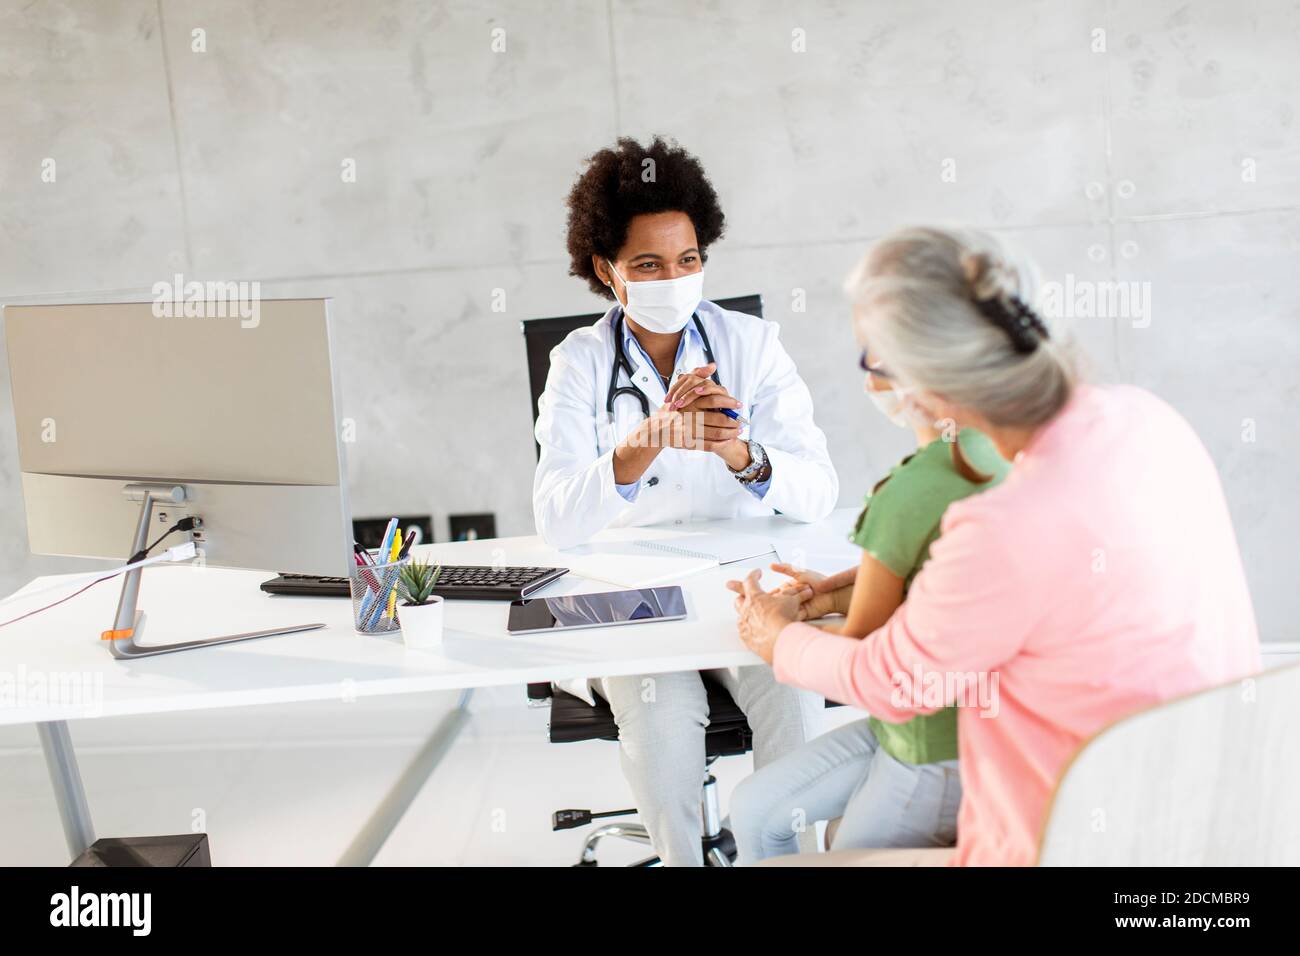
[533,300,839,550]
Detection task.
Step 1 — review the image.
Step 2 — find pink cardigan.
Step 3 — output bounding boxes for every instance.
[775,385,1260,866]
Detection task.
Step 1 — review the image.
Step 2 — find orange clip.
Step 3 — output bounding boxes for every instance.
[100,627,134,641]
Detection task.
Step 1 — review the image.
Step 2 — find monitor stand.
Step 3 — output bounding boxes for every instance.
[103,484,324,659]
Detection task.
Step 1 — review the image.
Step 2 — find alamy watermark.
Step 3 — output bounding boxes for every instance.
[50,886,150,936]
[0,665,103,718]
[890,665,1000,718]
[1037,273,1152,329]
[151,274,261,328]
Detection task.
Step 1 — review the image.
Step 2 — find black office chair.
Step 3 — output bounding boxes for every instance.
[521,295,763,867]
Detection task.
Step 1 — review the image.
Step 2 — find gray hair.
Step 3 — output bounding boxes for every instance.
[844,226,1080,428]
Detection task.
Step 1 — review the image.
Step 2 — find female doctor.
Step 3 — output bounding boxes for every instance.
[533,137,838,865]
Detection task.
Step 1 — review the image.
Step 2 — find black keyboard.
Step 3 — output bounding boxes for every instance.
[260,566,569,602]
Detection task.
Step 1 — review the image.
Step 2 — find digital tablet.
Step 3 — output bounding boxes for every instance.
[507,586,686,635]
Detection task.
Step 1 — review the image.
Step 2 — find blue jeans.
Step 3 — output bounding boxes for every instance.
[729,718,961,865]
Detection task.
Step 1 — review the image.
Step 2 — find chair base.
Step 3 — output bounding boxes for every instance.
[568,771,736,867]
[574,823,737,867]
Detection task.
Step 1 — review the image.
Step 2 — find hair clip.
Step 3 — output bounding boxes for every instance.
[974,294,1049,353]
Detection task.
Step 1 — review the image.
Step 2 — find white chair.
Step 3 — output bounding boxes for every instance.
[1038,660,1300,865]
[763,661,1300,866]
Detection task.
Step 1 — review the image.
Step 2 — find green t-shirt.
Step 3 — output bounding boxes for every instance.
[850,428,1010,765]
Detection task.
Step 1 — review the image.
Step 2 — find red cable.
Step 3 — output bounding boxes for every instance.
[0,573,118,629]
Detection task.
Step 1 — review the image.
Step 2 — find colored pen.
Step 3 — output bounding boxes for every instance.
[377,518,399,564]
[397,529,417,560]
[355,556,381,592]
[384,527,402,619]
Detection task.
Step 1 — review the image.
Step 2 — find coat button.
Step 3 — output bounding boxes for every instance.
[640,375,649,383]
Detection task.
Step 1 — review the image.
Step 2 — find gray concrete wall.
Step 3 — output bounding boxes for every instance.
[1,0,1296,641]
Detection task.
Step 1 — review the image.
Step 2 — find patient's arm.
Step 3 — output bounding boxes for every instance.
[821,551,905,638]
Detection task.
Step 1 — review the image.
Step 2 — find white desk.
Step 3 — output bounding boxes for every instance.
[0,509,860,864]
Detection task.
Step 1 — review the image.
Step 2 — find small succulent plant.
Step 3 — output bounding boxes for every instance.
[399,559,442,606]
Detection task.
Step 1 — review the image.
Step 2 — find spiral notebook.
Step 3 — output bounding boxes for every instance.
[558,529,777,588]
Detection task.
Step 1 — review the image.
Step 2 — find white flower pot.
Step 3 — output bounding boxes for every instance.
[398,596,444,649]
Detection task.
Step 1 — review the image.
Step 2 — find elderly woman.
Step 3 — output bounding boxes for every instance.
[729,226,1261,866]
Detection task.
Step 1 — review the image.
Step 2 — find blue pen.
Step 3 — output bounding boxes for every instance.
[377,517,399,564]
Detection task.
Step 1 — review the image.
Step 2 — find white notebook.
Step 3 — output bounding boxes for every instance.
[558,529,777,588]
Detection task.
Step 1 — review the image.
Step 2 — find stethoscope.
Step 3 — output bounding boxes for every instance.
[606,310,720,418]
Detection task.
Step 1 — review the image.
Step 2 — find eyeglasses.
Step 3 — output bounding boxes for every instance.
[858,350,891,379]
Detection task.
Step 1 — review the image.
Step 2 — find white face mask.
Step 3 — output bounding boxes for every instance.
[607,260,703,334]
[867,386,930,430]
[867,388,909,428]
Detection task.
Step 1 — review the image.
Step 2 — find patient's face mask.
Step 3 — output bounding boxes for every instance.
[607,260,703,334]
[867,388,910,428]
[867,384,931,430]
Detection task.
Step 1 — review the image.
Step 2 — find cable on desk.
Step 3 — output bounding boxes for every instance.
[0,574,120,629]
[0,519,202,629]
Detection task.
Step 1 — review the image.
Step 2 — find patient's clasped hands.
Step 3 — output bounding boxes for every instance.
[727,562,856,663]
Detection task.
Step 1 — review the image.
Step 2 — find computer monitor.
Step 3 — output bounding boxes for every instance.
[4,298,353,657]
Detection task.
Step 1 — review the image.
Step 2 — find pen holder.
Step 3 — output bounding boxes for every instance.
[349,558,409,635]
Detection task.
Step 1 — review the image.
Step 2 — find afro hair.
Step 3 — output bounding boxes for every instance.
[565,136,726,299]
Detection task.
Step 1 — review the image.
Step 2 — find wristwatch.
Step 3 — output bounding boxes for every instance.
[730,440,771,484]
